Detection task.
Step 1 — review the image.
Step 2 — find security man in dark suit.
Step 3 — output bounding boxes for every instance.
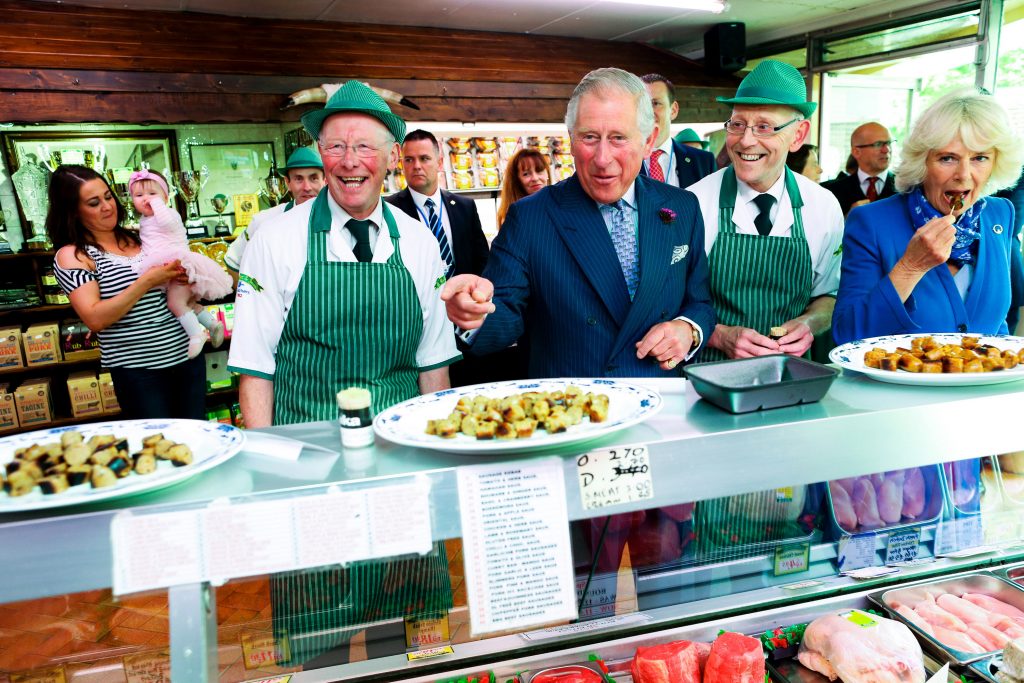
[822,122,897,216]
[639,74,716,188]
[386,129,504,385]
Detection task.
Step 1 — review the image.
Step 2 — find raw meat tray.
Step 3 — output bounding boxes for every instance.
[868,572,1024,665]
[992,564,1024,587]
[824,464,944,540]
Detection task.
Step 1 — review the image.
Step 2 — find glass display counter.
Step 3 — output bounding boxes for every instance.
[2,373,1024,681]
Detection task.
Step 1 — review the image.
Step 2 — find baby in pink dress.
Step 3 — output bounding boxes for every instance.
[129,170,231,358]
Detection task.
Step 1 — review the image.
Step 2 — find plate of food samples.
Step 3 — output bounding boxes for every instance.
[0,419,246,513]
[373,378,663,454]
[830,333,1024,386]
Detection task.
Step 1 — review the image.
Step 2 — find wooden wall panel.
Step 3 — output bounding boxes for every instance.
[0,0,737,124]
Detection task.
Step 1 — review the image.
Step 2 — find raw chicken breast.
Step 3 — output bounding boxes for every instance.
[631,640,705,683]
[936,594,990,625]
[835,477,858,496]
[901,468,926,519]
[914,598,969,632]
[878,472,905,524]
[931,625,987,653]
[852,478,884,530]
[829,482,858,531]
[704,632,764,683]
[967,623,1010,650]
[962,593,1024,620]
[797,610,925,683]
[894,604,934,636]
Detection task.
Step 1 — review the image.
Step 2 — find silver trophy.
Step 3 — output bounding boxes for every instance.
[11,162,52,251]
[263,171,288,207]
[104,169,137,227]
[210,194,231,237]
[171,167,209,238]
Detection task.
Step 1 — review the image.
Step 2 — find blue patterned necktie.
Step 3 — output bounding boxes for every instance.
[609,200,639,299]
[424,198,454,278]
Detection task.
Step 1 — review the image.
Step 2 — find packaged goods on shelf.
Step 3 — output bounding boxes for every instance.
[66,371,103,418]
[22,323,60,366]
[204,351,233,391]
[97,371,119,414]
[0,326,24,369]
[826,466,943,537]
[59,318,100,361]
[0,382,18,432]
[14,378,52,427]
[221,303,235,338]
[230,402,244,428]
[207,404,232,425]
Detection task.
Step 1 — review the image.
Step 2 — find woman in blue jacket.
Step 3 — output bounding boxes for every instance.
[833,90,1024,344]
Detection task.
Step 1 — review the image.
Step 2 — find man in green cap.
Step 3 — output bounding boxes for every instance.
[229,80,459,426]
[224,145,325,276]
[687,59,844,361]
[675,127,709,151]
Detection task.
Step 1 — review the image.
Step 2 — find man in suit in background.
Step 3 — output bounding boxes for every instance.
[386,128,498,386]
[639,73,716,187]
[823,122,896,216]
[386,129,489,279]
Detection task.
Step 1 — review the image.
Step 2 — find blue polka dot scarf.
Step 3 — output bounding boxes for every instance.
[907,186,985,267]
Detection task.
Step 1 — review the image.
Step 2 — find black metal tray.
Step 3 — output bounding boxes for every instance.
[684,355,838,414]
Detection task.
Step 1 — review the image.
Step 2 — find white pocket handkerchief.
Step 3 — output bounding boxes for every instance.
[670,244,689,265]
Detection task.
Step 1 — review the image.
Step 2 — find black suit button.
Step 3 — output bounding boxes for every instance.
[660,310,667,318]
[958,324,968,333]
[587,316,597,326]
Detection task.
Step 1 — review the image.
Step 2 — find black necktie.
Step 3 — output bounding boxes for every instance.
[753,194,776,236]
[346,218,373,263]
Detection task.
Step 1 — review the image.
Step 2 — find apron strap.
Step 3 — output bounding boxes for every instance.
[718,165,807,238]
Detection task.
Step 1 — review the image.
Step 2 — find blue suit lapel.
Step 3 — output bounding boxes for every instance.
[611,177,672,359]
[553,176,631,326]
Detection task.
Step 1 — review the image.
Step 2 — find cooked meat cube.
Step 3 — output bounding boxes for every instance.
[66,465,91,486]
[153,439,174,457]
[942,356,964,373]
[435,419,459,439]
[142,433,164,448]
[44,463,68,476]
[23,445,47,462]
[532,400,550,420]
[63,444,91,467]
[475,421,497,439]
[166,444,193,467]
[899,354,923,372]
[4,470,37,497]
[424,419,438,435]
[108,455,132,478]
[43,442,63,458]
[589,401,609,423]
[1004,352,1019,369]
[544,415,568,433]
[502,403,526,422]
[495,422,517,439]
[964,358,984,372]
[962,336,981,348]
[515,420,537,438]
[87,434,116,452]
[484,408,503,423]
[112,438,130,455]
[881,353,901,371]
[454,397,473,414]
[565,406,584,426]
[60,431,84,449]
[90,447,117,466]
[133,453,157,475]
[982,356,1006,371]
[921,361,942,373]
[39,475,70,495]
[460,416,479,437]
[6,460,42,480]
[90,465,117,488]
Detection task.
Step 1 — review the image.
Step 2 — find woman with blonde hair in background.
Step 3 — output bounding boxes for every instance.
[496,148,551,228]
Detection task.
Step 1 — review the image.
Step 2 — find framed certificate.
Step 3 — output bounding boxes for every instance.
[188,142,276,217]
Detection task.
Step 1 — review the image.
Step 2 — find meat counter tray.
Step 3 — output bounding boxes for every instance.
[768,652,951,683]
[868,572,1024,665]
[970,653,1010,683]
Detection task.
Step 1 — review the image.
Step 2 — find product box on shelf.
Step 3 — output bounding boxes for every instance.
[60,318,101,361]
[0,326,25,369]
[67,371,103,418]
[22,323,60,366]
[221,303,235,338]
[97,371,119,414]
[0,383,18,433]
[14,378,52,427]
[204,351,233,391]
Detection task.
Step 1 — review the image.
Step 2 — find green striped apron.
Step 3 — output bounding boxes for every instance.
[701,166,812,363]
[273,191,420,423]
[270,192,451,664]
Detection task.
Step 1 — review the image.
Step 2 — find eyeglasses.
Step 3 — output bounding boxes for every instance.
[724,118,801,138]
[854,140,894,149]
[319,142,385,158]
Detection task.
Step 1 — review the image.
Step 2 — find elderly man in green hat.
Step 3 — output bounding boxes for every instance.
[229,80,459,427]
[687,59,844,361]
[224,146,325,276]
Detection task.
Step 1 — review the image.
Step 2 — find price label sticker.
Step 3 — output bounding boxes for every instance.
[576,444,654,511]
[773,542,810,577]
[885,528,921,565]
[841,609,878,628]
[837,532,877,572]
[406,646,454,662]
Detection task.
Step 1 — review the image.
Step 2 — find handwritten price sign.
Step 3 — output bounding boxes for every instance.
[576,444,654,511]
[885,528,921,565]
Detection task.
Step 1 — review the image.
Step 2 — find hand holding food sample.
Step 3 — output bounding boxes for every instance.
[441,273,495,330]
[709,324,781,359]
[635,319,695,370]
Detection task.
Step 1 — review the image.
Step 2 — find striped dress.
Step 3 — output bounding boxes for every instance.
[54,245,188,368]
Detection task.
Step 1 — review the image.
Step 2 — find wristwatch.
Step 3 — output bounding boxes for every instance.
[690,325,701,349]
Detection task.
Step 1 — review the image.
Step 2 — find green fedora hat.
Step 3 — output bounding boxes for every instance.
[674,128,709,149]
[716,59,817,119]
[278,147,323,174]
[300,80,406,143]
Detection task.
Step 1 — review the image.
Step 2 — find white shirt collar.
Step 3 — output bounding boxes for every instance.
[596,180,638,211]
[857,168,888,184]
[409,186,442,211]
[736,170,786,206]
[655,137,674,157]
[326,191,384,231]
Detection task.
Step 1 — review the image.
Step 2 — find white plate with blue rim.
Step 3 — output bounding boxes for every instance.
[829,333,1024,386]
[373,378,663,454]
[0,419,245,513]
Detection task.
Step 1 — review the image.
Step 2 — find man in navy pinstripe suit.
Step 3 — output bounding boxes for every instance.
[442,67,715,379]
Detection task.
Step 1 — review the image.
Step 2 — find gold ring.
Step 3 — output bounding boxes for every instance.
[666,359,678,369]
